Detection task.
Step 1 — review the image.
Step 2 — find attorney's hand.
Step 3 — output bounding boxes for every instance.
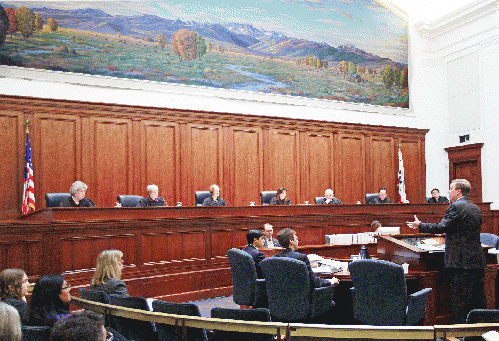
[406,215,420,229]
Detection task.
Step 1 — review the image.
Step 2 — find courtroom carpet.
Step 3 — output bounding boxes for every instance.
[187,295,239,318]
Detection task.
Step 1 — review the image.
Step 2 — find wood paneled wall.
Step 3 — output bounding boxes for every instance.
[0,95,427,217]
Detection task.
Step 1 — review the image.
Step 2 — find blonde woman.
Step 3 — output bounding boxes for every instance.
[90,250,128,297]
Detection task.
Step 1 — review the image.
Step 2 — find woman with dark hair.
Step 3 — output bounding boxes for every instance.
[269,187,291,205]
[27,275,72,327]
[0,268,30,323]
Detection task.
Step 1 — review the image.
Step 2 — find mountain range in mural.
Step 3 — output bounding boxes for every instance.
[0,3,409,108]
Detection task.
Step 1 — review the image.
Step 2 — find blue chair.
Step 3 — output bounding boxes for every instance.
[227,248,266,308]
[117,195,144,207]
[108,294,157,341]
[480,233,499,249]
[79,288,110,304]
[260,191,276,205]
[314,196,325,204]
[22,326,51,341]
[348,259,432,326]
[45,193,71,207]
[195,191,211,206]
[260,257,335,322]
[365,193,378,204]
[464,309,499,341]
[211,307,272,341]
[152,300,207,341]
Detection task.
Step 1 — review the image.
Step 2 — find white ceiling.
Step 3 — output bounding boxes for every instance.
[387,0,479,23]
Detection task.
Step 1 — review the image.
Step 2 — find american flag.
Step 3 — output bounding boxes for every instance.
[22,131,35,214]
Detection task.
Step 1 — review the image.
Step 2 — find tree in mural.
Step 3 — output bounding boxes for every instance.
[171,29,198,66]
[348,61,357,75]
[15,6,35,38]
[47,18,58,32]
[34,14,43,31]
[401,67,409,89]
[0,5,7,46]
[5,7,16,37]
[338,60,348,75]
[196,35,207,60]
[393,67,401,87]
[382,65,394,89]
[156,34,166,49]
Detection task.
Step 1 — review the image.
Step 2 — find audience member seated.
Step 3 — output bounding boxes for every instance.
[136,184,167,207]
[367,187,393,204]
[90,250,128,297]
[27,275,72,327]
[242,230,266,278]
[0,301,22,341]
[202,184,226,206]
[60,181,96,207]
[0,268,30,324]
[269,187,291,205]
[262,223,281,248]
[370,220,400,235]
[275,228,339,288]
[319,189,343,205]
[50,311,106,341]
[427,188,449,203]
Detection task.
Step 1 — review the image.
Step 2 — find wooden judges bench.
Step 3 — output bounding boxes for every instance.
[3,203,499,324]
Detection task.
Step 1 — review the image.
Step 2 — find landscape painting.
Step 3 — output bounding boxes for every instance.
[0,1,409,108]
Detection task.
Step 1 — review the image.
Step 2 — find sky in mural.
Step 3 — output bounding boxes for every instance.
[8,0,408,63]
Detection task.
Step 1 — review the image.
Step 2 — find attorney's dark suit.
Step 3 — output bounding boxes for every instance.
[427,196,449,203]
[274,249,331,288]
[419,196,486,323]
[242,244,265,278]
[319,198,343,205]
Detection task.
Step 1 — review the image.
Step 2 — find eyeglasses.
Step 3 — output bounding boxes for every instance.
[62,284,72,290]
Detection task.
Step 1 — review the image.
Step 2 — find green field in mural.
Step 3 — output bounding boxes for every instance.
[0,1,409,108]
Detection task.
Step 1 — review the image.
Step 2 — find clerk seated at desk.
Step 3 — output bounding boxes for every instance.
[202,184,226,206]
[137,184,167,207]
[242,229,266,278]
[60,181,96,207]
[275,228,339,287]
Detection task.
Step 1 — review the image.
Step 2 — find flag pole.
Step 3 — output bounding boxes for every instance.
[25,119,30,134]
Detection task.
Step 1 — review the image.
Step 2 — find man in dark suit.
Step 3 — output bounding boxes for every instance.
[427,188,450,203]
[262,223,281,248]
[407,179,486,323]
[242,229,266,278]
[275,228,339,288]
[367,187,393,204]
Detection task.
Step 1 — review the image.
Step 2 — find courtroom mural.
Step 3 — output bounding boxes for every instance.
[0,1,409,108]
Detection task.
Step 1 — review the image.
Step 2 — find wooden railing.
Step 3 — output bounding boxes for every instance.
[71,296,499,340]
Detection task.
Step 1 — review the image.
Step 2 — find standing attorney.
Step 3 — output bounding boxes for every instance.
[407,179,486,324]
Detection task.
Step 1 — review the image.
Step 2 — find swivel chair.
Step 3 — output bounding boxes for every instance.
[211,307,272,341]
[117,195,144,207]
[152,300,207,341]
[365,193,378,204]
[348,259,432,326]
[260,191,277,205]
[195,191,211,206]
[314,197,325,204]
[45,193,71,207]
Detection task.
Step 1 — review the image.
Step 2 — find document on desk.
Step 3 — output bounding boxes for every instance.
[416,243,445,252]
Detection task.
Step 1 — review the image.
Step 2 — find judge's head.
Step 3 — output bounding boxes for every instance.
[70,181,87,202]
[147,184,159,201]
[431,188,441,200]
[276,187,287,200]
[378,187,388,200]
[325,189,334,200]
[210,184,220,199]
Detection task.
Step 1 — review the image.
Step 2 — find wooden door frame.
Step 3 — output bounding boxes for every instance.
[445,143,483,202]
